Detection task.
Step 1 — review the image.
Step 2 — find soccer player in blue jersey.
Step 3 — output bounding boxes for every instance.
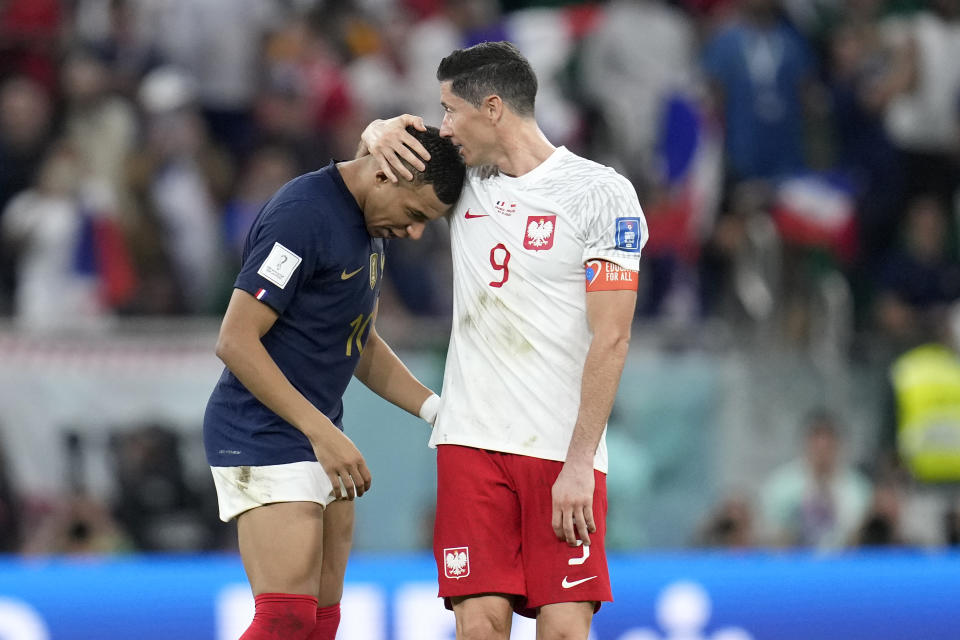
[203,126,464,640]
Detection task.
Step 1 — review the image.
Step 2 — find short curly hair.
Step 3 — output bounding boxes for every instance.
[401,125,465,205]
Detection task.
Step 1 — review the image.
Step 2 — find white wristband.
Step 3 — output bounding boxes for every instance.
[418,393,440,426]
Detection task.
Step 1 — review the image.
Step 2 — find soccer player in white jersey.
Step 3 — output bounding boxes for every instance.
[360,41,647,640]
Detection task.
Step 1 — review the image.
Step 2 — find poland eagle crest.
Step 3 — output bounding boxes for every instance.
[523,215,557,251]
[443,546,470,579]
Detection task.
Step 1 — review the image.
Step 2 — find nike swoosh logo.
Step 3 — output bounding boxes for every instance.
[340,267,364,280]
[561,576,597,589]
[464,209,489,219]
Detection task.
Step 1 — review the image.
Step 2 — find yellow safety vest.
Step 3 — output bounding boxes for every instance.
[891,343,960,483]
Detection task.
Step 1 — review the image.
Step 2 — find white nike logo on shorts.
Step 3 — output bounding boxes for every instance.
[561,576,597,589]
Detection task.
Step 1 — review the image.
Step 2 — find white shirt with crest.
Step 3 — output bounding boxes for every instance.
[429,146,647,472]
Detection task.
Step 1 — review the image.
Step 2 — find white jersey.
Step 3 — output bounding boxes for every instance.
[429,146,647,472]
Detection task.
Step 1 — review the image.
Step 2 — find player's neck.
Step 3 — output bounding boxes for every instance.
[336,158,372,210]
[493,121,555,178]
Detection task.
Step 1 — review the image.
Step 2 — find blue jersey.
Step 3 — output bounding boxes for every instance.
[203,162,385,467]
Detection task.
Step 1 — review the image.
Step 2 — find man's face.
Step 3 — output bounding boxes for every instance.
[439,81,495,167]
[364,175,450,239]
[806,427,839,479]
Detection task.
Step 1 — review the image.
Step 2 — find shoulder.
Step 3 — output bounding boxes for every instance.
[546,151,639,204]
[268,168,330,207]
[258,170,341,228]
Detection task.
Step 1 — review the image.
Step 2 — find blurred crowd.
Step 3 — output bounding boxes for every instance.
[692,407,960,552]
[0,0,958,351]
[3,0,960,554]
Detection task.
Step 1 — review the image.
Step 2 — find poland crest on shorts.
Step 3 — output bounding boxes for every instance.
[443,547,470,579]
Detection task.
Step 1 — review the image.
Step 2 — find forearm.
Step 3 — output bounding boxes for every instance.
[565,335,630,467]
[217,336,329,438]
[354,329,434,416]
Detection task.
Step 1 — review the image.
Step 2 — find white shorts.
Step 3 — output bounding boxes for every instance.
[210,461,337,522]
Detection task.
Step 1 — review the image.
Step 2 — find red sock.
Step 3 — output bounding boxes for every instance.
[309,603,341,640]
[240,593,318,640]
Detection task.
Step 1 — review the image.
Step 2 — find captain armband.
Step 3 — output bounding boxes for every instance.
[584,259,639,292]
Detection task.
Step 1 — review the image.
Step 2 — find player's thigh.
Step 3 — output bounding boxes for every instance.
[536,601,594,640]
[318,499,354,606]
[237,501,325,596]
[451,594,514,640]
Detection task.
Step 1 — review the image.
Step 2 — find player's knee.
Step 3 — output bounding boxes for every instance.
[535,610,592,640]
[456,610,511,640]
[535,623,588,640]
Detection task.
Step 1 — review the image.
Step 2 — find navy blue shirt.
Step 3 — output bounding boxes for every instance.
[204,162,385,467]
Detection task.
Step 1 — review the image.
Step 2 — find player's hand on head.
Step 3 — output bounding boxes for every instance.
[310,425,372,500]
[551,464,597,546]
[361,115,430,183]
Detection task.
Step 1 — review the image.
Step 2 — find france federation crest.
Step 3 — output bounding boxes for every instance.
[443,547,470,579]
[615,217,643,252]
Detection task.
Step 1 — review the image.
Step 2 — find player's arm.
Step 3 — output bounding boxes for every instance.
[353,302,439,424]
[215,288,372,498]
[357,114,430,182]
[552,274,637,547]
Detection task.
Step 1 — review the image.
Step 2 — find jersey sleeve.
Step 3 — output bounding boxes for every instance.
[235,200,327,314]
[579,171,647,270]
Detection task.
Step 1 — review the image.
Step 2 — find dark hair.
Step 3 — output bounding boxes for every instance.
[436,41,537,117]
[804,408,839,438]
[403,125,465,205]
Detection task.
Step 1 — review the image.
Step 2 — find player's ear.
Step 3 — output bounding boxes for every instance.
[374,170,392,186]
[485,94,502,122]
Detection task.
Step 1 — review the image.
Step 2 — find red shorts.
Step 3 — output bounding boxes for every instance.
[433,444,611,618]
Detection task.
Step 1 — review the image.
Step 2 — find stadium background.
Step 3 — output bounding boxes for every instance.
[2,0,960,638]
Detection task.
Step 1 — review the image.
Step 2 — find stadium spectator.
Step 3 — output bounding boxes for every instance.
[758,409,873,549]
[579,0,700,195]
[60,47,138,215]
[876,0,960,211]
[694,494,756,548]
[701,0,818,184]
[855,477,908,546]
[128,66,233,314]
[138,0,284,160]
[874,195,960,348]
[71,0,162,98]
[884,306,960,485]
[827,0,906,269]
[0,75,53,314]
[0,142,116,330]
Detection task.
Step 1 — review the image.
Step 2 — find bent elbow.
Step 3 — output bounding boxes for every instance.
[594,329,631,356]
[214,333,238,365]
